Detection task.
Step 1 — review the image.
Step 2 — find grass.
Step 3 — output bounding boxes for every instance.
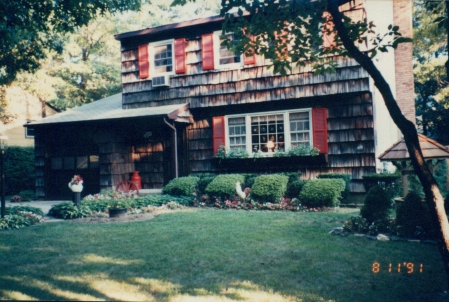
[0,209,446,301]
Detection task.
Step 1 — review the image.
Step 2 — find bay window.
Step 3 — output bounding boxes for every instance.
[223,109,313,155]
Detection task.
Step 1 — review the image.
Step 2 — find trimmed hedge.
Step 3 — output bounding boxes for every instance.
[251,174,289,203]
[243,173,258,188]
[4,146,35,195]
[205,174,245,200]
[285,180,307,198]
[190,173,217,195]
[317,173,351,199]
[162,176,199,196]
[360,185,391,223]
[299,179,345,207]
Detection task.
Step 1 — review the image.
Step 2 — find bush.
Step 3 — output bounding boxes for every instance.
[363,173,400,198]
[4,146,35,195]
[396,191,432,239]
[251,174,289,203]
[277,172,301,184]
[360,185,391,224]
[285,180,307,198]
[0,212,43,230]
[192,174,216,195]
[133,194,194,207]
[6,206,43,216]
[81,199,110,213]
[162,176,199,196]
[18,190,36,201]
[299,179,345,207]
[317,173,351,199]
[243,173,258,188]
[205,174,245,200]
[48,202,92,219]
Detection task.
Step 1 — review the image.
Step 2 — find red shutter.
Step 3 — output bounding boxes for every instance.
[312,108,328,154]
[138,44,149,79]
[174,38,186,74]
[202,34,214,70]
[212,116,225,154]
[244,35,256,65]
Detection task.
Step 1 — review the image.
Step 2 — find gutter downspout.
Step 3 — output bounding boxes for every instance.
[164,118,178,178]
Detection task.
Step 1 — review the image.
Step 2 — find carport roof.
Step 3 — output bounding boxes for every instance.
[27,94,189,126]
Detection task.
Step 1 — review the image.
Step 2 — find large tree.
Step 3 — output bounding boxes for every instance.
[0,0,142,87]
[413,0,449,144]
[198,0,449,288]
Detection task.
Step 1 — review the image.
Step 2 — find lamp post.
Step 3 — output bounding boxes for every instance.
[0,133,8,218]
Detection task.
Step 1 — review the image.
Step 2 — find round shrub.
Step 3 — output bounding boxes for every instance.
[396,191,431,239]
[251,174,289,203]
[205,174,245,200]
[286,180,307,198]
[195,175,216,195]
[360,185,391,223]
[162,176,200,196]
[317,173,351,199]
[243,173,258,188]
[299,179,345,207]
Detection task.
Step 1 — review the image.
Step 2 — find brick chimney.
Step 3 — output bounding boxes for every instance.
[393,0,415,123]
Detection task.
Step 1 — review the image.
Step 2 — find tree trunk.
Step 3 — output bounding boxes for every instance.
[446,0,449,81]
[328,0,449,288]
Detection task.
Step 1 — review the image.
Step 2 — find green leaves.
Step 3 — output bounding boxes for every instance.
[0,0,142,86]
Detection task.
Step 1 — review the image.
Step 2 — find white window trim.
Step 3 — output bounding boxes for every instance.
[225,109,313,156]
[149,39,175,77]
[213,31,243,70]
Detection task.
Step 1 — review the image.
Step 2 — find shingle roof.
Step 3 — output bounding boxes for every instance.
[27,94,188,126]
[379,134,449,161]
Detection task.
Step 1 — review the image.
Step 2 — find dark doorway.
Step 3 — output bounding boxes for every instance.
[47,155,100,200]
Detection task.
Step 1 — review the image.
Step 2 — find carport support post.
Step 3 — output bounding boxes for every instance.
[73,192,81,206]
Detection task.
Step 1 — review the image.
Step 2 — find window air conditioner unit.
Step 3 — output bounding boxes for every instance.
[152,75,170,87]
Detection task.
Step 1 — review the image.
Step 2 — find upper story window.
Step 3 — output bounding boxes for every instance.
[149,39,174,76]
[214,31,243,69]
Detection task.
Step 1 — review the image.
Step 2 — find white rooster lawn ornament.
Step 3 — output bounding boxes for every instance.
[236,181,249,201]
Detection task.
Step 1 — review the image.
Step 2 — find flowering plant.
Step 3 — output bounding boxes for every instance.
[107,199,130,210]
[69,175,83,185]
[10,195,23,203]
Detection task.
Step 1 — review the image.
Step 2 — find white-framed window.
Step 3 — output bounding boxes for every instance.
[225,109,312,155]
[149,39,174,76]
[25,121,35,138]
[25,127,35,138]
[214,31,243,69]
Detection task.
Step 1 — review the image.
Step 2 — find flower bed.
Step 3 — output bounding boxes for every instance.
[0,206,44,230]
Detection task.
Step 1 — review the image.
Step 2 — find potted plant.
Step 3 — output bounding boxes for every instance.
[68,175,83,192]
[107,199,129,218]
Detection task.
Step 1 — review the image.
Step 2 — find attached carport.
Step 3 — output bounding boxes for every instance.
[26,94,190,200]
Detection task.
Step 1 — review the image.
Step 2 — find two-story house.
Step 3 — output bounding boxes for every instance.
[27,0,414,200]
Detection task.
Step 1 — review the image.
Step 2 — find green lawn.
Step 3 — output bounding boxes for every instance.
[0,209,446,301]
